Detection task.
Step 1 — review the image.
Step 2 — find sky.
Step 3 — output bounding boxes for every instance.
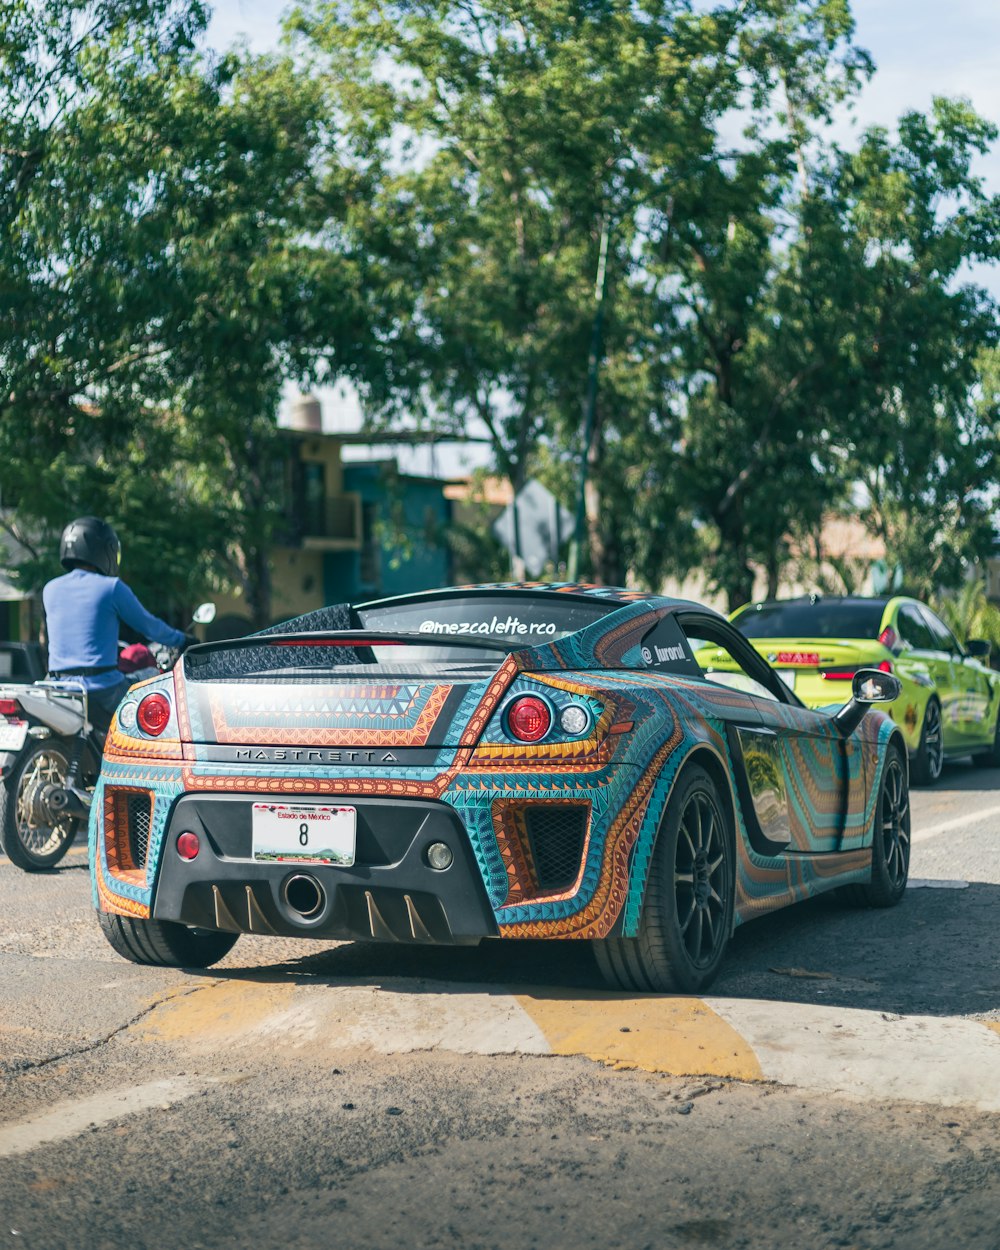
[206,0,1000,464]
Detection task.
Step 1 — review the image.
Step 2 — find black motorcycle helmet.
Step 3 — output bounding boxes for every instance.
[59,517,122,577]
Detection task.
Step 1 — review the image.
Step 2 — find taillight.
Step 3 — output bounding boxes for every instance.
[506,695,552,743]
[821,659,893,681]
[136,692,171,736]
[820,667,858,681]
[0,698,21,716]
[879,626,898,650]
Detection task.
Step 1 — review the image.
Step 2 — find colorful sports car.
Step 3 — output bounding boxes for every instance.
[731,595,1000,785]
[91,585,909,992]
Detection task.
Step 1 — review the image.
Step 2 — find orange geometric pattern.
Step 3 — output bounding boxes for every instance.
[496,714,685,939]
[207,682,454,747]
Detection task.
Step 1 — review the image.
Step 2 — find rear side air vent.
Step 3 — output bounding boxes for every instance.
[125,793,152,868]
[523,804,588,893]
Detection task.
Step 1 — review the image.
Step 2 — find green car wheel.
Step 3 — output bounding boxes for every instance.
[972,714,1000,769]
[910,699,943,786]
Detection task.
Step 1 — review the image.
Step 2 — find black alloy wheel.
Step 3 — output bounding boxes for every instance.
[594,765,734,994]
[848,744,910,908]
[971,713,1000,769]
[910,699,943,786]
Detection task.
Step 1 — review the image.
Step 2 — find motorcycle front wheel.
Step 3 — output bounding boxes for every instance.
[0,738,82,871]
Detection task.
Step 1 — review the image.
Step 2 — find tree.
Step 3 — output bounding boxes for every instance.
[828,101,1000,598]
[292,0,767,576]
[0,0,368,623]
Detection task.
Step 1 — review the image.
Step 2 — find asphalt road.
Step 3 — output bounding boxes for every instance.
[1,761,999,1249]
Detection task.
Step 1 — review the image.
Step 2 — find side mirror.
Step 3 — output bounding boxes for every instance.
[833,668,901,736]
[193,603,217,625]
[852,668,902,704]
[966,639,991,660]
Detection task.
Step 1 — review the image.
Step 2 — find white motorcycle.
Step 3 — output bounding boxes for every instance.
[0,603,216,871]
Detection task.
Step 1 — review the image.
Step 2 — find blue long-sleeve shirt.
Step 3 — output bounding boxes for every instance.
[42,569,187,693]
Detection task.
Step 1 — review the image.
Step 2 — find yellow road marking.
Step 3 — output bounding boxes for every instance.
[516,990,763,1079]
[139,979,296,1043]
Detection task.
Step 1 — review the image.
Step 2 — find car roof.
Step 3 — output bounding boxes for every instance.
[743,594,892,610]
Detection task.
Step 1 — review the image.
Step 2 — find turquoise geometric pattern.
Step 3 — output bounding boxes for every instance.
[91,585,908,947]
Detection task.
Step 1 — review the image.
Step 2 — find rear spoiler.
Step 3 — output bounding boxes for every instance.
[184,630,517,658]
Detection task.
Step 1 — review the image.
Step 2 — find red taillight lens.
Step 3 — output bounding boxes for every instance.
[878,659,894,674]
[879,627,898,650]
[176,831,200,860]
[136,692,171,736]
[0,698,21,715]
[506,695,552,743]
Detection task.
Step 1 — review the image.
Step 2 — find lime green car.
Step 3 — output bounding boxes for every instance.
[727,595,1000,785]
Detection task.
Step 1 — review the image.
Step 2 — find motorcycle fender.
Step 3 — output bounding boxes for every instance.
[0,751,19,781]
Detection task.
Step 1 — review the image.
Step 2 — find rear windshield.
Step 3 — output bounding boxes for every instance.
[184,594,618,679]
[734,600,886,641]
[357,595,613,643]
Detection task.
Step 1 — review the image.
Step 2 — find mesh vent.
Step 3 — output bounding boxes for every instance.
[523,805,587,893]
[126,794,152,868]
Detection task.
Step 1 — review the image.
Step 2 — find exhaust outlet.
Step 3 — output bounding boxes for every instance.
[282,873,326,920]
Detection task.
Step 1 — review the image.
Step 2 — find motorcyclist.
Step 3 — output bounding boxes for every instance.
[42,517,188,722]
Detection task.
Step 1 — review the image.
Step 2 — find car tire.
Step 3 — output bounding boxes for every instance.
[847,744,910,908]
[97,910,239,968]
[909,698,943,786]
[0,739,81,871]
[594,765,734,994]
[971,713,1000,769]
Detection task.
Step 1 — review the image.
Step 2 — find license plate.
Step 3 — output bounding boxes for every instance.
[775,670,796,691]
[251,803,356,865]
[0,719,27,751]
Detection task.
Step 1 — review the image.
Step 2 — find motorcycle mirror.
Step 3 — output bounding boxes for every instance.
[193,603,217,625]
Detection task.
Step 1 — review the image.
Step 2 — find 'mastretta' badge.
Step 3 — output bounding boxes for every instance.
[200,746,422,765]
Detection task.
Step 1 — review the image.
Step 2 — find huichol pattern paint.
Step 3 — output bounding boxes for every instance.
[92,589,903,942]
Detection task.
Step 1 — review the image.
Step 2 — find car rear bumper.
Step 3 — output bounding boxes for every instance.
[150,794,499,943]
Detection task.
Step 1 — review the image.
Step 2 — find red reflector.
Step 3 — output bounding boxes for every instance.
[0,698,21,715]
[136,692,171,736]
[777,651,820,665]
[176,831,200,860]
[507,695,552,743]
[820,669,857,681]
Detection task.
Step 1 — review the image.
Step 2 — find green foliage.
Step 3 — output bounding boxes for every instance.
[933,580,1000,651]
[1,0,997,615]
[0,0,365,621]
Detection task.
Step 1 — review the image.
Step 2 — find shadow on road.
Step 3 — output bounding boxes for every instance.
[197,876,1000,1020]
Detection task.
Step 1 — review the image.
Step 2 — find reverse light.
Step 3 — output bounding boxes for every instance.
[136,692,171,736]
[559,704,591,736]
[506,695,552,743]
[176,831,201,860]
[426,842,454,871]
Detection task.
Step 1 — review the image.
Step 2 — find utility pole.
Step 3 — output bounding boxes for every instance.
[568,217,610,582]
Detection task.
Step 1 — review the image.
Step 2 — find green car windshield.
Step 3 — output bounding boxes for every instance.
[735,600,887,640]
